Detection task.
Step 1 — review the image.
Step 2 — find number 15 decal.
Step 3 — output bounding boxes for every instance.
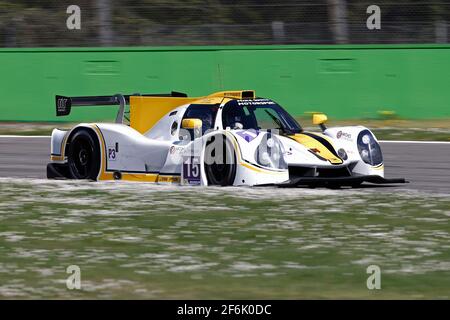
[186,161,199,178]
[183,156,201,185]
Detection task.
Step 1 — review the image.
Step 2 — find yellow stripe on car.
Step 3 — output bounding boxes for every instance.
[289,133,343,165]
[240,161,285,175]
[157,175,181,183]
[50,155,64,161]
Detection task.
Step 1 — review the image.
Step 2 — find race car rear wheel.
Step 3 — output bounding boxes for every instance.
[204,135,237,186]
[67,129,101,180]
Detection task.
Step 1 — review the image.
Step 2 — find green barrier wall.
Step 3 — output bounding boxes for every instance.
[0,44,449,122]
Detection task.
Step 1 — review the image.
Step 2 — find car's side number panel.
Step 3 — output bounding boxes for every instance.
[182,156,201,185]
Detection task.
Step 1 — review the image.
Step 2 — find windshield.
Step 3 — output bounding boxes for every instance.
[183,103,220,135]
[222,99,302,134]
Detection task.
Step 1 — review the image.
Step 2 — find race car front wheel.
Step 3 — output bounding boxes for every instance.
[204,135,237,186]
[67,129,101,180]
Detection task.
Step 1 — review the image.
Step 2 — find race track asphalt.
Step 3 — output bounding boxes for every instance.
[0,136,448,193]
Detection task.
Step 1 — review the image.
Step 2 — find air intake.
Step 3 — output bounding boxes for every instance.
[208,90,255,99]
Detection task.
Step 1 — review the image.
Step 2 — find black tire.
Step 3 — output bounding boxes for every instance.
[204,135,237,186]
[67,129,101,180]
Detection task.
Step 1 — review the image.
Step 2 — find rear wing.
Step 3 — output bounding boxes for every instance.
[55,92,188,123]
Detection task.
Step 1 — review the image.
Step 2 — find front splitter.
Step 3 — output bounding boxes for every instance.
[257,175,408,188]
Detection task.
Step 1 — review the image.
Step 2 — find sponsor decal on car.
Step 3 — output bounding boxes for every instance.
[236,129,259,143]
[158,175,181,183]
[170,145,184,155]
[108,142,119,161]
[108,147,117,161]
[236,99,276,106]
[336,130,352,140]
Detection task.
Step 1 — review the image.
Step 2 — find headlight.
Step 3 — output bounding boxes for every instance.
[362,134,371,145]
[255,134,288,169]
[360,149,370,162]
[357,130,383,166]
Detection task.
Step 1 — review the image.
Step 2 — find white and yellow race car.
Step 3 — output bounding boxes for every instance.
[48,90,406,187]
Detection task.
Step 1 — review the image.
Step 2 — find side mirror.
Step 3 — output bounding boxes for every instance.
[312,113,328,131]
[181,118,202,130]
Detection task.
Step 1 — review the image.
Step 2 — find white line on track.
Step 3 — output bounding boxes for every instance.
[0,135,449,144]
[379,140,450,144]
[0,135,50,138]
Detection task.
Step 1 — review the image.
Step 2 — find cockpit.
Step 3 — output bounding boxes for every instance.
[221,99,302,134]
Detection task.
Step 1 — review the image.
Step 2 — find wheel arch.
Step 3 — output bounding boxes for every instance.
[64,125,102,155]
[64,125,103,180]
[201,131,239,186]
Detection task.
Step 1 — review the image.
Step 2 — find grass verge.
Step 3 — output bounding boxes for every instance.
[0,179,448,299]
[1,120,449,141]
